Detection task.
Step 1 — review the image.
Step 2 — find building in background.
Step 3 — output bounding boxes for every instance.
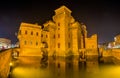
[0,38,11,50]
[17,5,98,56]
[114,34,120,48]
[108,34,120,48]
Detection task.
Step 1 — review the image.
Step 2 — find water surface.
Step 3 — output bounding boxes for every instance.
[9,56,120,78]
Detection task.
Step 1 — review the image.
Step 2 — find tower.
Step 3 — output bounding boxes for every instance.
[52,6,73,56]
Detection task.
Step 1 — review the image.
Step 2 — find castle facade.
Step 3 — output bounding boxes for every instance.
[17,6,98,56]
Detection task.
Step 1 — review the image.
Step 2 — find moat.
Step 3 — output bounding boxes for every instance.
[8,55,120,78]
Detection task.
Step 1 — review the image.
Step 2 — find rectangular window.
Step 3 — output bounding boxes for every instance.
[58,22,60,26]
[41,34,43,37]
[69,34,70,38]
[58,43,60,48]
[58,34,60,38]
[36,32,38,36]
[36,42,38,46]
[24,41,27,45]
[25,30,27,35]
[31,31,33,35]
[68,43,70,48]
[53,34,55,39]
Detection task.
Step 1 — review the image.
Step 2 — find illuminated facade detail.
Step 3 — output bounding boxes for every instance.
[108,34,120,48]
[0,38,11,50]
[17,5,98,56]
[100,34,120,60]
[44,6,89,56]
[17,23,42,56]
[114,34,120,48]
[114,35,120,42]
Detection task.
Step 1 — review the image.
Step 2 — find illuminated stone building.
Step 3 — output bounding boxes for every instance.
[42,6,85,56]
[108,34,120,48]
[17,6,98,56]
[85,34,98,49]
[114,34,120,46]
[17,23,42,56]
[0,38,11,50]
[108,42,115,48]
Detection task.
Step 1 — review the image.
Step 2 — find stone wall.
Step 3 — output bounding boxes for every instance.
[85,49,98,56]
[112,49,120,60]
[102,49,112,57]
[85,34,98,49]
[101,48,120,60]
[0,49,11,78]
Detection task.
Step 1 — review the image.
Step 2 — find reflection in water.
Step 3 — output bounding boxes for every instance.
[9,55,120,78]
[40,56,48,69]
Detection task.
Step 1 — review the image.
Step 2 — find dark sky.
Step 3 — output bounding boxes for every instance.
[0,0,120,44]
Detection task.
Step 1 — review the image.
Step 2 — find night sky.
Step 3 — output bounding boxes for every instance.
[0,0,120,44]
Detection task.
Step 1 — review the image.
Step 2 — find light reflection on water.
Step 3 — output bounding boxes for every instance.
[9,56,120,78]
